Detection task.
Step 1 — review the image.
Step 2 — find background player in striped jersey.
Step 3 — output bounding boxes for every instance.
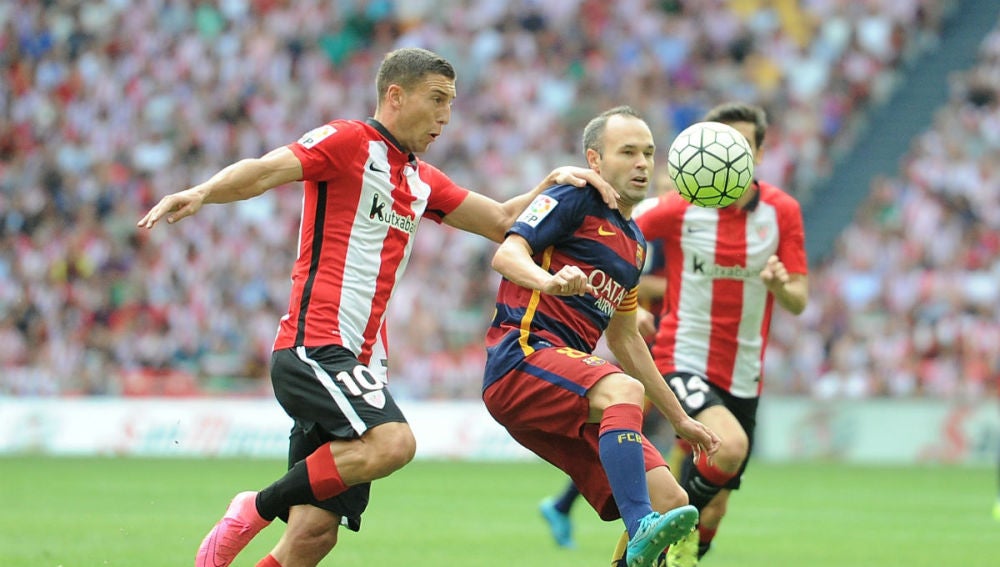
[137,47,620,567]
[481,106,721,567]
[636,102,809,566]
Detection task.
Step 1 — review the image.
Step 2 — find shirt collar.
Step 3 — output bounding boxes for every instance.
[366,118,416,162]
[740,180,761,212]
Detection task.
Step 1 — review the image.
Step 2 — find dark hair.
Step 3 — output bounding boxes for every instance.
[582,105,645,154]
[376,48,456,102]
[703,102,768,148]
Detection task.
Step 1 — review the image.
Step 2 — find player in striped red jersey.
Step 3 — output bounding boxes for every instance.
[482,106,720,567]
[636,103,809,566]
[138,47,619,567]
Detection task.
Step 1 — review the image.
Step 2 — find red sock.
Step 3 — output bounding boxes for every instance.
[598,402,644,435]
[698,525,717,545]
[694,450,736,486]
[306,442,348,500]
[256,554,282,567]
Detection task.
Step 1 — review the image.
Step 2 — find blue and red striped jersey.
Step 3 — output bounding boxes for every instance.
[483,184,647,388]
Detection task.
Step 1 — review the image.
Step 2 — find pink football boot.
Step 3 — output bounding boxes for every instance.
[195,491,271,567]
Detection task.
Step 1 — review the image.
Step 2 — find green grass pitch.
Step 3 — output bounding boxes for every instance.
[1,456,997,566]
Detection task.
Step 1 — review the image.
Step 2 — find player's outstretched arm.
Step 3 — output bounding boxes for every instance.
[444,166,619,242]
[137,146,302,229]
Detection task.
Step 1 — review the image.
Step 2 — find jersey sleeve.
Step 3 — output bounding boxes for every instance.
[287,120,361,182]
[634,193,679,241]
[776,196,808,275]
[418,161,471,223]
[616,288,640,314]
[507,184,586,253]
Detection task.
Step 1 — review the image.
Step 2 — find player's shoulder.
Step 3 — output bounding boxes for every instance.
[756,180,797,204]
[632,195,660,218]
[412,158,461,191]
[543,182,604,209]
[756,180,802,212]
[294,119,366,149]
[545,182,588,198]
[414,156,442,175]
[641,190,691,216]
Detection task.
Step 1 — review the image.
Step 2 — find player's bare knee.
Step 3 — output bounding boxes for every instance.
[588,373,645,411]
[380,433,416,473]
[714,453,744,476]
[715,434,748,474]
[364,422,416,477]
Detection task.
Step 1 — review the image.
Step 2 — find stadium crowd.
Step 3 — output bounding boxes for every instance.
[1,0,980,400]
[765,18,1000,401]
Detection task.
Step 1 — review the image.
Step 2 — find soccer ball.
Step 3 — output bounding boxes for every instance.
[667,121,754,208]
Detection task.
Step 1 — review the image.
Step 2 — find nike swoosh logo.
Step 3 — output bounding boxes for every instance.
[597,225,616,236]
[686,226,703,233]
[369,162,388,173]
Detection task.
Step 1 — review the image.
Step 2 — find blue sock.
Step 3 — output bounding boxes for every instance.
[599,403,652,537]
[554,482,580,514]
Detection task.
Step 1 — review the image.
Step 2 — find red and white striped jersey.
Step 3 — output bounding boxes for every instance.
[635,182,807,398]
[273,119,469,378]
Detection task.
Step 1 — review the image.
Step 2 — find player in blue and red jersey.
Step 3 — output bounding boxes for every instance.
[482,106,720,567]
[540,105,807,567]
[536,171,674,552]
[138,47,618,567]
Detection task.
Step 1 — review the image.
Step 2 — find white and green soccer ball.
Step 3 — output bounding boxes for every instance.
[667,121,754,208]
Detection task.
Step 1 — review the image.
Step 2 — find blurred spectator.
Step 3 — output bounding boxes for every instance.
[0,0,968,397]
[766,17,1000,401]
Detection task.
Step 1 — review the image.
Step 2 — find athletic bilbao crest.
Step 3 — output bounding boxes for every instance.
[336,365,389,408]
[755,223,771,242]
[363,390,386,409]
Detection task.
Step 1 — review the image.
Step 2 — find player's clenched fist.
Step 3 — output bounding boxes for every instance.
[545,265,593,296]
[759,254,789,289]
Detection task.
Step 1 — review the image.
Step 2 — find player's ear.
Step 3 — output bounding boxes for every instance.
[386,84,404,108]
[585,147,601,172]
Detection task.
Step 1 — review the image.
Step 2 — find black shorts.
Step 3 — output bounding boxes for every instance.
[271,345,408,531]
[664,370,758,490]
